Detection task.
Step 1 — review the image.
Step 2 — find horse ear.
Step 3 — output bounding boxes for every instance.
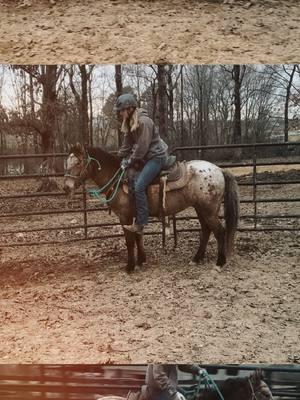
[250,370,263,386]
[71,142,84,157]
[75,142,84,153]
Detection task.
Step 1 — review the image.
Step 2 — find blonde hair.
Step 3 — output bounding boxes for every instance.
[121,108,139,134]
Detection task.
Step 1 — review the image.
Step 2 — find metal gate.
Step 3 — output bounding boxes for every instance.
[0,142,299,248]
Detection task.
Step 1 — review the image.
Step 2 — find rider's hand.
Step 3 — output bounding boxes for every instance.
[196,367,206,377]
[121,158,131,169]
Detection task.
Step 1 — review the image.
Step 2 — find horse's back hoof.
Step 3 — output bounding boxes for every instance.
[189,260,198,266]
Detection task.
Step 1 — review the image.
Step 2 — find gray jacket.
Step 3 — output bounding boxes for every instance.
[118,109,168,162]
[145,364,200,399]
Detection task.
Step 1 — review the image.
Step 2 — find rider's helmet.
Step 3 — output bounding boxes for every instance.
[115,93,137,112]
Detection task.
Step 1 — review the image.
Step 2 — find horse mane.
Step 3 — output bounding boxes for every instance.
[87,146,120,169]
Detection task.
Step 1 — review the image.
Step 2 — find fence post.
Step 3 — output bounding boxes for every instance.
[172,215,178,248]
[253,144,257,230]
[83,184,88,240]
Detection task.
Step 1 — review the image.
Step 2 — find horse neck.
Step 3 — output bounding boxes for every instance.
[87,147,120,187]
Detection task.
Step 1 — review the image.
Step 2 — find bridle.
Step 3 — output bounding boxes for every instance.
[64,152,102,184]
[248,378,270,400]
[64,150,125,203]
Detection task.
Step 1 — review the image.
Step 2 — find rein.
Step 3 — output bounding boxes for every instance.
[248,378,258,400]
[87,167,125,204]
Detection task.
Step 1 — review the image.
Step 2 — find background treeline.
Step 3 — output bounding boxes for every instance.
[0,64,299,173]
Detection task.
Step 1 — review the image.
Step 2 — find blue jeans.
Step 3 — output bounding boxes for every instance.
[129,156,167,226]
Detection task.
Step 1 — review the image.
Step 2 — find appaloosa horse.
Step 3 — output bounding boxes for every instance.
[64,144,240,273]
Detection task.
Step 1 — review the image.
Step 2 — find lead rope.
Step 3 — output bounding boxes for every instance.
[87,167,126,204]
[196,371,224,400]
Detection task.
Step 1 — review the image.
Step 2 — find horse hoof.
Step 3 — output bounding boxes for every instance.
[137,257,146,266]
[126,265,135,274]
[189,260,198,266]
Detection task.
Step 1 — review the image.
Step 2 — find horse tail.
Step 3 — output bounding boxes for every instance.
[223,170,240,258]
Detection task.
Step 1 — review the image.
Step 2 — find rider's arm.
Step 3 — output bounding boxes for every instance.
[178,365,202,376]
[118,133,132,159]
[130,117,153,161]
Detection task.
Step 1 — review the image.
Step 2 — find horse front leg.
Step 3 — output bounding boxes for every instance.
[120,215,136,273]
[135,234,146,267]
[123,229,136,273]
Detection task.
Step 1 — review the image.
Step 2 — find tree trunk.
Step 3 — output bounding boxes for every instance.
[233,65,242,145]
[29,74,39,153]
[79,65,89,146]
[284,65,296,142]
[157,64,168,141]
[180,67,184,147]
[167,65,174,142]
[40,65,58,154]
[115,65,123,147]
[88,68,94,146]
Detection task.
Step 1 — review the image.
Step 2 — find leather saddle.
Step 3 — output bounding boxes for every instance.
[123,156,189,194]
[122,156,190,217]
[153,155,181,183]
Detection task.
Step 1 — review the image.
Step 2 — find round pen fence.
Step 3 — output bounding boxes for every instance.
[0,142,299,248]
[0,365,299,400]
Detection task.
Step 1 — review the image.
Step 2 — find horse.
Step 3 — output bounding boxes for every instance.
[63,143,240,273]
[95,371,273,400]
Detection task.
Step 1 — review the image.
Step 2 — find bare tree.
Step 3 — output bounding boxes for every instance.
[67,65,94,146]
[283,65,297,142]
[232,65,246,145]
[157,64,168,141]
[115,65,123,147]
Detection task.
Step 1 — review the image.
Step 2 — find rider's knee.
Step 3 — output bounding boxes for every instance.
[134,181,146,193]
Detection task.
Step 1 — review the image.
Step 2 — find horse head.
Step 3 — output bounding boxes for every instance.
[248,370,273,400]
[197,370,273,400]
[63,143,100,198]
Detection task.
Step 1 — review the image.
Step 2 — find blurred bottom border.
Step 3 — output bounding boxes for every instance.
[0,364,299,400]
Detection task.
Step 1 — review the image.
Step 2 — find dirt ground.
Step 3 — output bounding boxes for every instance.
[0,0,299,64]
[0,168,299,364]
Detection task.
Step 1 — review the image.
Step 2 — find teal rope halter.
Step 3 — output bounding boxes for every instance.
[86,154,102,171]
[180,371,224,400]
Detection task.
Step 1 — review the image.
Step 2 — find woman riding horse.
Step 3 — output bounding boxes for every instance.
[116,93,169,235]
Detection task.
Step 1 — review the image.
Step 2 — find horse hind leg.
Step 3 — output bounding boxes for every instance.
[205,214,226,267]
[193,207,211,263]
